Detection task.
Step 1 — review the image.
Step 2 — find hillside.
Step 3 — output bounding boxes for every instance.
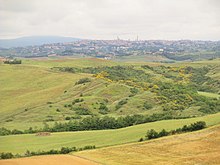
[0,57,220,164]
[0,36,80,48]
[0,112,219,154]
[0,58,220,131]
[75,124,220,165]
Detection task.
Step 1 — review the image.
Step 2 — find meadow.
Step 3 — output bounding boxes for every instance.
[0,112,219,154]
[1,58,220,130]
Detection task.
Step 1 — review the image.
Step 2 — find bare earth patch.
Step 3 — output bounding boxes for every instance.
[0,155,99,165]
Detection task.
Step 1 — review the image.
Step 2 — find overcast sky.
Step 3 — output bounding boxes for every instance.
[0,0,219,40]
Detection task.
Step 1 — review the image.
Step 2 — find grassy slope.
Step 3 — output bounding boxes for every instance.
[0,64,89,125]
[0,58,118,129]
[0,112,220,154]
[75,124,220,165]
[198,91,220,99]
[0,58,167,129]
[22,57,118,68]
[0,58,220,130]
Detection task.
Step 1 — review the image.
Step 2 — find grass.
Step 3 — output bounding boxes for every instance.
[114,54,168,62]
[0,112,220,154]
[75,124,220,165]
[22,57,118,68]
[1,57,220,130]
[0,58,123,129]
[0,64,88,121]
[198,91,220,99]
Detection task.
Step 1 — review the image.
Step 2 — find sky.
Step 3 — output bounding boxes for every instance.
[0,0,219,40]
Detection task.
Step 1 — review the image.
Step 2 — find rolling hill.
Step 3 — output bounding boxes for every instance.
[0,36,81,48]
[0,112,219,154]
[0,57,220,165]
[75,124,220,165]
[0,58,220,130]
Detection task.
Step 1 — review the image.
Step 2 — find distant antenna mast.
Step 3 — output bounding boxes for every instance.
[136,35,139,41]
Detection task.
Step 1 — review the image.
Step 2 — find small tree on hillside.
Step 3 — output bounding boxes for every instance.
[146,129,159,139]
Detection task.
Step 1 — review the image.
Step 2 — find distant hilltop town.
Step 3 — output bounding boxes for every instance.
[0,39,219,61]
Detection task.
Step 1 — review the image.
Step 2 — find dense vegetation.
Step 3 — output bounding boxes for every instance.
[54,64,220,115]
[139,121,206,141]
[3,59,22,64]
[0,113,189,136]
[0,145,95,159]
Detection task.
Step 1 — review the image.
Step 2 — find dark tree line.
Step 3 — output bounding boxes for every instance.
[142,121,206,141]
[0,113,189,136]
[0,146,95,160]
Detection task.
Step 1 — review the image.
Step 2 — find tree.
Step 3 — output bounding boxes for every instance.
[189,121,206,131]
[158,129,169,137]
[0,152,14,159]
[146,129,159,139]
[139,137,144,142]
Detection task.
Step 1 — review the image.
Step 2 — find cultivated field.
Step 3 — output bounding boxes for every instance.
[75,124,220,165]
[0,155,99,165]
[0,112,220,154]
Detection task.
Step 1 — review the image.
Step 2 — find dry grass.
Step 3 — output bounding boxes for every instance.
[0,155,99,165]
[75,125,220,165]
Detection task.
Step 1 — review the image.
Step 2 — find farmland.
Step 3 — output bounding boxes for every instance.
[0,112,219,154]
[0,57,220,165]
[75,124,220,165]
[0,155,98,165]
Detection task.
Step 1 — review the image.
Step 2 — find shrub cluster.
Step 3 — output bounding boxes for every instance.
[73,107,92,115]
[4,59,22,64]
[72,98,84,105]
[143,121,206,141]
[0,146,95,160]
[75,78,91,85]
[99,103,109,114]
[115,99,128,110]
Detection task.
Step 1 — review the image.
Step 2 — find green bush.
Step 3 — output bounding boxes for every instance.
[115,100,128,110]
[75,78,91,85]
[73,107,92,115]
[143,102,153,110]
[0,152,14,159]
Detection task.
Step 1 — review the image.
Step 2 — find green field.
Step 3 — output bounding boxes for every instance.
[0,112,220,154]
[74,124,220,165]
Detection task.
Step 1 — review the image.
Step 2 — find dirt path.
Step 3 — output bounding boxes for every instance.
[0,155,100,165]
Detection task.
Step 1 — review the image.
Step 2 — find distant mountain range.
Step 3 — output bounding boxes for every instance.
[0,36,81,48]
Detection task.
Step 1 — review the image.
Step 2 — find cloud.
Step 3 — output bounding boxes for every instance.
[0,0,219,40]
